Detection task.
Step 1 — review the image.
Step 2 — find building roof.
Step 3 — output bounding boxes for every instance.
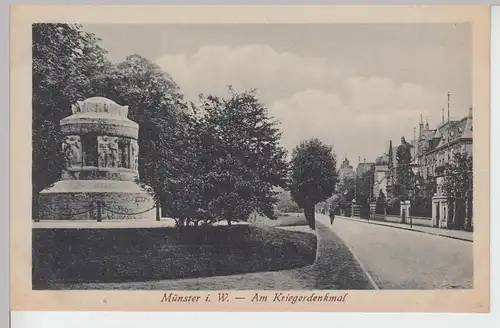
[434,116,472,150]
[414,109,473,157]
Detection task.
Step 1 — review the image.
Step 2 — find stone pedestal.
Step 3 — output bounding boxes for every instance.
[369,202,376,220]
[431,176,449,228]
[432,196,449,228]
[38,97,155,221]
[400,200,411,224]
[351,200,360,218]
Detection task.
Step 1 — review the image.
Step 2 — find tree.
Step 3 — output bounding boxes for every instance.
[150,110,210,227]
[32,23,109,215]
[276,189,300,213]
[189,88,289,226]
[394,136,414,201]
[290,138,338,230]
[410,175,435,217]
[89,54,187,220]
[332,174,355,215]
[375,190,386,214]
[355,168,374,219]
[441,152,473,230]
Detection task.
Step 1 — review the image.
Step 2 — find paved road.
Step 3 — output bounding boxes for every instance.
[317,214,473,290]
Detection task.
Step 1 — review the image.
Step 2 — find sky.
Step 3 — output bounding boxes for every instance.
[83,23,472,166]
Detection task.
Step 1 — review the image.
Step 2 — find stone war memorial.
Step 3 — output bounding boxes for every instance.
[37,96,155,221]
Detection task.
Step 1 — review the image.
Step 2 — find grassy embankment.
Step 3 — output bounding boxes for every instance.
[32,224,317,289]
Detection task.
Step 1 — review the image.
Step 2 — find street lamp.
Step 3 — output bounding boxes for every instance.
[408,191,413,228]
[368,174,372,224]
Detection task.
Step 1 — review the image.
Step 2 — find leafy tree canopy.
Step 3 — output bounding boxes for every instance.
[32,23,109,209]
[290,138,338,229]
[442,152,473,199]
[89,54,187,208]
[189,88,289,225]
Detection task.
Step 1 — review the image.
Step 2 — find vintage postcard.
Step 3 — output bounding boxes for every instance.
[10,5,490,312]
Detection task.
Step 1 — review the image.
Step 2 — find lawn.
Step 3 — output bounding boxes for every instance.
[253,212,308,227]
[32,224,317,289]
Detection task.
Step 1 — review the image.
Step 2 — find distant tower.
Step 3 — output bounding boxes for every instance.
[469,106,473,132]
[447,92,451,161]
[387,140,394,196]
[388,140,393,169]
[419,113,424,137]
[447,92,451,123]
[425,118,429,130]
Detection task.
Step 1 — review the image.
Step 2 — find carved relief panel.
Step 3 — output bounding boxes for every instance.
[97,136,109,168]
[98,136,120,168]
[62,135,82,168]
[108,137,119,168]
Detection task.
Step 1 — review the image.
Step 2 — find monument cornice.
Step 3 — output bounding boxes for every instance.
[60,119,139,139]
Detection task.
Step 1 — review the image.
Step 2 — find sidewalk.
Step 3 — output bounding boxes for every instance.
[338,216,473,242]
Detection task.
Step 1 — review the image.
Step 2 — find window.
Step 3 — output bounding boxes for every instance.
[82,134,98,167]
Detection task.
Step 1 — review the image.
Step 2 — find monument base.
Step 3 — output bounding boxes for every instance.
[37,180,156,221]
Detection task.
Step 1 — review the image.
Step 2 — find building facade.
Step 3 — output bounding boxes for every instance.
[415,108,473,180]
[414,108,473,228]
[356,160,374,177]
[373,160,389,198]
[379,108,473,228]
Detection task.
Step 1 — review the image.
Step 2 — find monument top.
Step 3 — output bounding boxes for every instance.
[71,96,129,117]
[62,96,138,140]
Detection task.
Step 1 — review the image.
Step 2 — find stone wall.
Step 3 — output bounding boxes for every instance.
[38,190,156,221]
[385,214,433,227]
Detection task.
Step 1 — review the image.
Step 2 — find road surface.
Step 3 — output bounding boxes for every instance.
[317,214,473,289]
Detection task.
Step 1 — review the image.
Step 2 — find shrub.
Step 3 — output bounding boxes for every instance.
[409,196,432,217]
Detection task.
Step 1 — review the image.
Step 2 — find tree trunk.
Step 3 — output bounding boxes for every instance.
[304,204,316,230]
[453,197,457,229]
[227,219,232,226]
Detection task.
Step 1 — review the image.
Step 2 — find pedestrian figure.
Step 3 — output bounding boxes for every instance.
[329,205,335,225]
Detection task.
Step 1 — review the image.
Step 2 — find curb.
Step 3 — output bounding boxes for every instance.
[338,216,473,243]
[317,218,380,290]
[340,239,380,290]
